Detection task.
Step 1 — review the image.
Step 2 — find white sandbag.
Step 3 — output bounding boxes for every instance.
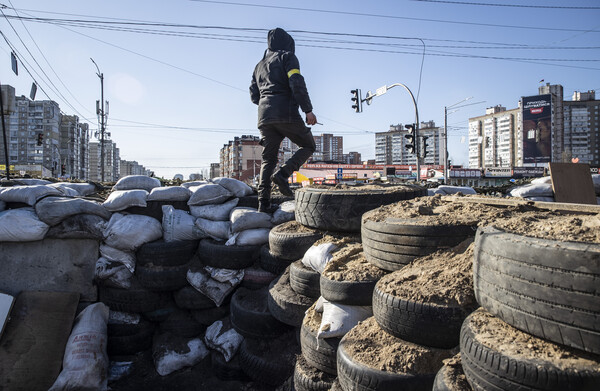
[301,243,338,274]
[226,228,270,246]
[148,186,191,202]
[204,320,244,362]
[187,183,233,206]
[189,198,239,221]
[50,185,80,197]
[427,189,436,196]
[0,208,49,242]
[162,205,205,242]
[153,334,209,377]
[0,185,62,205]
[108,361,134,383]
[434,185,477,195]
[108,311,140,325]
[230,207,272,233]
[10,178,52,186]
[509,183,553,198]
[48,182,97,197]
[46,214,107,240]
[531,176,552,185]
[95,257,133,289]
[35,196,111,226]
[103,190,148,212]
[592,174,600,195]
[195,218,230,241]
[181,181,208,189]
[525,196,555,202]
[317,299,373,339]
[113,175,161,192]
[271,201,295,225]
[211,177,253,197]
[204,266,244,285]
[103,213,162,251]
[49,302,109,391]
[186,269,237,307]
[100,244,136,273]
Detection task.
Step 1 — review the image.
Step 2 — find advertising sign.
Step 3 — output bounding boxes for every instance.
[522,94,552,164]
[484,168,512,178]
[513,166,545,178]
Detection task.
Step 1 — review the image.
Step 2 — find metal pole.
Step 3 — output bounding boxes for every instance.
[0,83,9,179]
[91,58,105,182]
[388,83,420,181]
[444,106,448,182]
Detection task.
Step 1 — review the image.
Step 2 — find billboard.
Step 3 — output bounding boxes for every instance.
[522,94,552,164]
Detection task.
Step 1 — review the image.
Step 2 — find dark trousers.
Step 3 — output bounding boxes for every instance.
[258,122,316,203]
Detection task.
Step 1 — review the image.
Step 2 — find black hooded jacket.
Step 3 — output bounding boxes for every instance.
[250,28,313,127]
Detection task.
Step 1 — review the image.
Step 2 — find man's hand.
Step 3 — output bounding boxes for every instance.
[305,112,317,126]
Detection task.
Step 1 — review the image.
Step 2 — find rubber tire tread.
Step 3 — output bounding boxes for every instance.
[135,260,192,291]
[294,354,336,391]
[107,319,155,356]
[210,350,250,382]
[432,360,472,391]
[295,186,427,233]
[320,274,378,306]
[290,260,321,298]
[361,217,476,238]
[259,244,292,275]
[173,286,216,310]
[473,226,600,355]
[300,321,340,376]
[135,239,199,267]
[197,238,260,269]
[269,224,323,261]
[239,338,296,386]
[229,287,289,339]
[362,224,471,247]
[362,247,415,271]
[99,278,169,313]
[268,269,315,327]
[459,309,600,391]
[372,282,474,348]
[336,338,435,391]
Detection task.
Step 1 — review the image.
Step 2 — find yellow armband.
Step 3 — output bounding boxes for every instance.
[287,69,300,78]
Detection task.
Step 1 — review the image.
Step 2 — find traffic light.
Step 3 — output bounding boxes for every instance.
[404,124,415,154]
[422,136,429,158]
[350,89,362,113]
[61,164,66,176]
[36,133,43,146]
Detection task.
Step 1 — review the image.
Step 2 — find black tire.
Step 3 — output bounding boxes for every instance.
[372,277,476,349]
[211,350,251,382]
[460,308,600,391]
[268,268,316,327]
[432,354,472,391]
[230,286,289,339]
[197,238,260,269]
[295,185,427,232]
[473,226,600,355]
[260,244,293,275]
[290,260,321,298]
[269,222,323,261]
[239,332,299,386]
[294,354,336,391]
[158,308,206,338]
[240,265,277,290]
[173,286,216,310]
[99,277,171,313]
[319,275,377,306]
[107,318,155,356]
[135,239,199,267]
[135,258,194,291]
[300,315,340,376]
[190,305,230,326]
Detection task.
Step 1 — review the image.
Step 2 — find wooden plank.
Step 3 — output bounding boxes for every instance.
[549,163,597,205]
[0,291,79,391]
[444,195,600,215]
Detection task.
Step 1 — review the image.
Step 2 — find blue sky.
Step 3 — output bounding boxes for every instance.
[1,0,599,179]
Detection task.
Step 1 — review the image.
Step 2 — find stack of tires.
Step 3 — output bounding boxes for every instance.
[439,226,600,391]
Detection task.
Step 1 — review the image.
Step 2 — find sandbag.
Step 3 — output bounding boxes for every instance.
[0,208,49,242]
[525,196,555,202]
[162,205,205,242]
[271,200,295,225]
[509,183,553,198]
[187,268,239,307]
[434,185,477,195]
[46,214,107,240]
[48,182,97,197]
[226,228,270,246]
[0,185,62,205]
[189,198,239,221]
[195,218,230,241]
[103,213,162,251]
[100,244,136,273]
[211,177,253,197]
[113,175,161,192]
[187,184,233,206]
[35,196,111,226]
[204,320,244,362]
[153,333,209,376]
[181,181,208,189]
[49,303,110,391]
[301,243,337,274]
[148,186,191,202]
[9,178,52,186]
[103,190,148,212]
[316,297,372,339]
[531,176,552,185]
[230,207,272,233]
[95,257,133,289]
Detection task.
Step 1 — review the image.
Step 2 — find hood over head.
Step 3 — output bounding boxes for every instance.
[268,28,295,53]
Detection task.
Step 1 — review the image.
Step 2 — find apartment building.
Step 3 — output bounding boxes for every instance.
[89,139,120,182]
[219,135,261,182]
[375,122,441,165]
[468,106,519,168]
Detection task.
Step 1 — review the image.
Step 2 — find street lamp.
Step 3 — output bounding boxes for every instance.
[91,58,107,182]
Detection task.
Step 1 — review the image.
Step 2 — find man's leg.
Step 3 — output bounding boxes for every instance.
[258,125,284,211]
[278,122,316,177]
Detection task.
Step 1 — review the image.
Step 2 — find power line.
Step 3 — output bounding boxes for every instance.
[410,0,600,10]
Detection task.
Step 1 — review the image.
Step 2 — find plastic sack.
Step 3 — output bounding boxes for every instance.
[49,302,110,391]
[271,201,295,225]
[162,205,205,242]
[152,333,209,376]
[189,198,239,221]
[46,214,107,240]
[531,176,552,185]
[204,266,245,285]
[148,186,191,202]
[186,269,238,307]
[316,298,372,339]
[226,228,270,246]
[103,213,162,251]
[108,311,141,325]
[433,185,477,195]
[195,218,230,241]
[204,320,244,362]
[230,207,272,233]
[95,257,133,289]
[301,243,338,274]
[525,196,555,202]
[48,182,97,197]
[509,183,553,198]
[181,181,208,189]
[0,184,62,205]
[113,175,161,192]
[0,208,49,242]
[9,178,51,186]
[103,190,148,212]
[187,183,233,206]
[100,244,136,273]
[108,361,134,383]
[35,196,111,226]
[211,177,253,197]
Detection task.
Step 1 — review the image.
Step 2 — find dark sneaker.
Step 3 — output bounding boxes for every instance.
[271,172,294,197]
[258,202,278,214]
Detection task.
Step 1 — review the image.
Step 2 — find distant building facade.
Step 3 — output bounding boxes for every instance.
[59,115,90,179]
[219,135,261,182]
[375,122,441,166]
[120,159,150,177]
[89,139,120,182]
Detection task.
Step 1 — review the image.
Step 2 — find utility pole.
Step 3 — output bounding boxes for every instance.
[0,84,9,179]
[91,58,107,182]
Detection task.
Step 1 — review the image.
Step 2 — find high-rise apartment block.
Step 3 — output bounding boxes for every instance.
[219,135,261,182]
[313,133,343,162]
[375,122,441,165]
[89,140,120,182]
